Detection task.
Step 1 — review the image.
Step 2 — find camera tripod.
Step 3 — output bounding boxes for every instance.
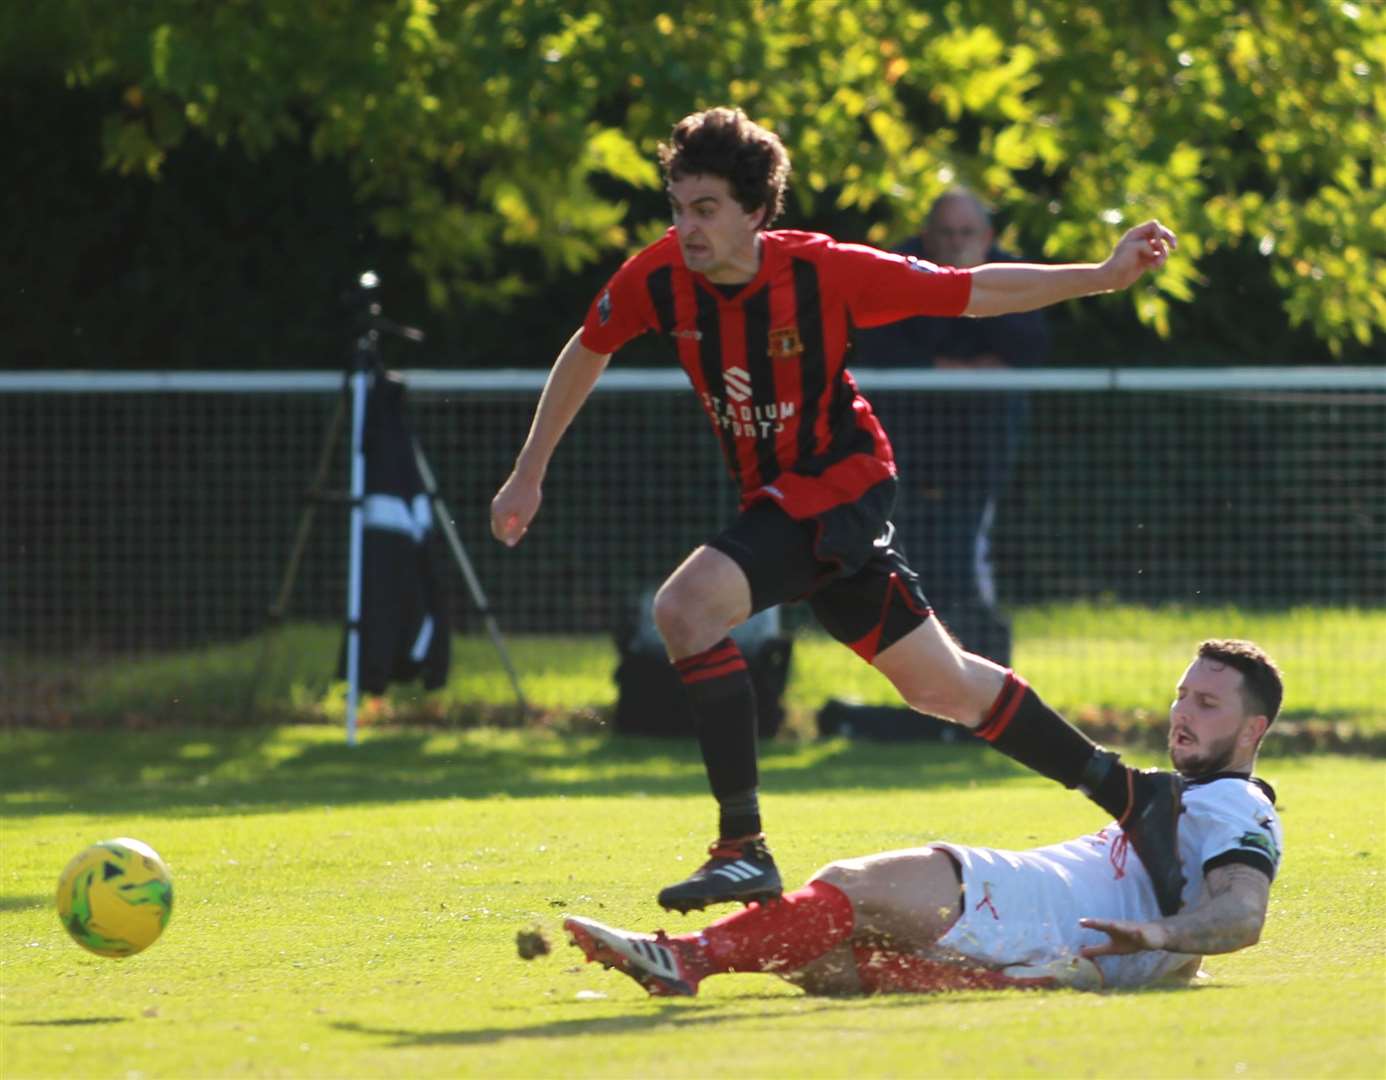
[248,272,527,742]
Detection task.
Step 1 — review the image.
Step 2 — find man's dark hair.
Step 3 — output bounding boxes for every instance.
[1198,639,1284,727]
[657,107,790,229]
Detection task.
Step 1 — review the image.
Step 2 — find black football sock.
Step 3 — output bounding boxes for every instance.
[975,671,1135,819]
[715,789,763,844]
[675,637,763,839]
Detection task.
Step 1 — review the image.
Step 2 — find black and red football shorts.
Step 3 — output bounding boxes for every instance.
[706,478,933,663]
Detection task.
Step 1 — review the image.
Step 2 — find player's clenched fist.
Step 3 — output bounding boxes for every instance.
[490,475,541,547]
[1102,220,1177,291]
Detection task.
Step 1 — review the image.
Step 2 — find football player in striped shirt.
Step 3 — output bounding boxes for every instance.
[492,107,1183,916]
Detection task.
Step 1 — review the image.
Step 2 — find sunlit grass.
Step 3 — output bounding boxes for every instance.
[788,603,1386,728]
[1,727,1382,1078]
[14,603,1384,733]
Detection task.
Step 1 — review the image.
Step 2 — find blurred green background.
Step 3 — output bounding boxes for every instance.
[3,0,1382,371]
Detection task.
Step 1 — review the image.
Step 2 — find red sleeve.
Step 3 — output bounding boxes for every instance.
[578,243,664,356]
[823,241,972,328]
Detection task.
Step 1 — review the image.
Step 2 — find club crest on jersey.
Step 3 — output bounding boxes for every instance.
[768,326,804,359]
[597,289,612,325]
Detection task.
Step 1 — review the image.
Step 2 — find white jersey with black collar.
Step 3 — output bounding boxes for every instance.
[933,771,1283,989]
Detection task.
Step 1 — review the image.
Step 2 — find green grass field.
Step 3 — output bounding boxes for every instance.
[22,603,1386,738]
[3,727,1384,1078]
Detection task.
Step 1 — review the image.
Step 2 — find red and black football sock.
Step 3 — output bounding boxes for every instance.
[672,880,855,978]
[976,671,1136,820]
[675,637,762,839]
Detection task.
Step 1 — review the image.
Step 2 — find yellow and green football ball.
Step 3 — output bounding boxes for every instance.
[56,838,174,957]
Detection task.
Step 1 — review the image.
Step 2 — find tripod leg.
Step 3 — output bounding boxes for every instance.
[412,440,530,720]
[244,394,347,718]
[345,370,370,746]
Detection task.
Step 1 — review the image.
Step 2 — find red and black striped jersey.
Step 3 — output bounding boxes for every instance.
[580,228,971,518]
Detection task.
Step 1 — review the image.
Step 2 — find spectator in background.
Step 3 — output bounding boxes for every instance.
[855,189,1050,668]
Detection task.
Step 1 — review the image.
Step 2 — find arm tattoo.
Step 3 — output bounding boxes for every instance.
[1158,863,1271,956]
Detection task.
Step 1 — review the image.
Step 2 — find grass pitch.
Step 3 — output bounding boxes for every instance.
[2,727,1383,1078]
[28,603,1386,739]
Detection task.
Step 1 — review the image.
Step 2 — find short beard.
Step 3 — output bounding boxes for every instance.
[1173,733,1241,778]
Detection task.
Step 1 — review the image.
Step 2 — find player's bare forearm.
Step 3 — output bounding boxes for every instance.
[490,329,609,546]
[964,220,1176,317]
[965,262,1112,316]
[511,329,611,483]
[1079,863,1270,958]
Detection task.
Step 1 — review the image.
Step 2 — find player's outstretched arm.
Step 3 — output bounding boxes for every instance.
[964,220,1177,317]
[490,329,611,547]
[1078,862,1270,959]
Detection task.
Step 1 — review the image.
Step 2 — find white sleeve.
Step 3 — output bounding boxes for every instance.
[1184,782,1283,882]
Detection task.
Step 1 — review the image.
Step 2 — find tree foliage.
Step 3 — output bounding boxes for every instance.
[4,0,1382,358]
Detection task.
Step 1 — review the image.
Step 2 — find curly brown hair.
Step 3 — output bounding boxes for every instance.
[657,107,790,229]
[1197,639,1284,726]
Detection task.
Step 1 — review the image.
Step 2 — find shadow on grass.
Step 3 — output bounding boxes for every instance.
[0,894,50,913]
[10,1017,131,1026]
[331,979,1215,1048]
[0,727,1030,818]
[330,992,959,1047]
